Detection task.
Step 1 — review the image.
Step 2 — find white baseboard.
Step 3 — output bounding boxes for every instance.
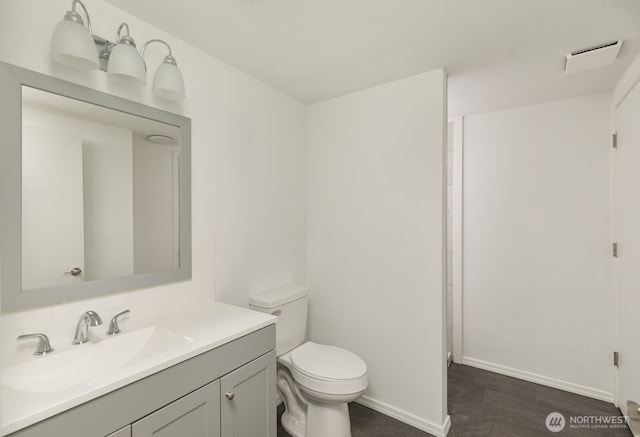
[356,396,451,437]
[461,356,614,403]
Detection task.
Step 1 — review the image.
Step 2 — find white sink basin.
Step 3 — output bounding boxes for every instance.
[1,326,194,394]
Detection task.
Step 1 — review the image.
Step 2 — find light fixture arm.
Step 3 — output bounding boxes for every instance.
[70,0,94,36]
[115,23,136,45]
[141,39,177,65]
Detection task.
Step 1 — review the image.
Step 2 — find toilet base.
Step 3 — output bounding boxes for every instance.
[281,401,352,437]
[306,401,351,437]
[281,409,306,437]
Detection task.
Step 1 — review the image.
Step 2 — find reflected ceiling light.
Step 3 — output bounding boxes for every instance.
[50,3,185,100]
[141,40,185,101]
[51,0,99,70]
[147,134,176,145]
[107,23,147,86]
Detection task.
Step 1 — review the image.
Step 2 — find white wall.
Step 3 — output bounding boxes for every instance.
[0,0,306,347]
[462,92,614,401]
[133,137,179,274]
[307,70,449,435]
[82,131,134,281]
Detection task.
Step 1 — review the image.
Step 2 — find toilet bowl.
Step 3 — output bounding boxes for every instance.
[278,342,368,437]
[249,284,368,437]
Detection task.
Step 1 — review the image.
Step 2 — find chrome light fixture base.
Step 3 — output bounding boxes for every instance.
[93,35,113,72]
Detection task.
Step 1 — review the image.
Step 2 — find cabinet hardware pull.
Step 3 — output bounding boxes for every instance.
[225,391,235,400]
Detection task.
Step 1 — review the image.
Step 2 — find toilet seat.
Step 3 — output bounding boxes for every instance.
[291,342,367,380]
[284,342,368,395]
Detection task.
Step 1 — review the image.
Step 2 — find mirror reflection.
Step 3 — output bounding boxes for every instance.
[22,87,180,291]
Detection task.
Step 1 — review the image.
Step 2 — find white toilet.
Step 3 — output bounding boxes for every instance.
[249,284,368,437]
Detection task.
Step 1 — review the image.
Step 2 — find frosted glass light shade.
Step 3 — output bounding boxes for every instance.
[51,19,99,70]
[152,60,185,101]
[107,43,147,86]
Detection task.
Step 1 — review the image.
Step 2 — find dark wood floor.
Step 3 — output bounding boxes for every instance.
[277,363,631,437]
[448,364,630,437]
[277,401,431,437]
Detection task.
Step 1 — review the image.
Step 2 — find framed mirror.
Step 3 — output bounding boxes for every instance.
[0,62,191,312]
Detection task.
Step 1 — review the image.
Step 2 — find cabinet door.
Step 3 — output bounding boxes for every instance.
[106,425,131,437]
[221,350,276,437]
[132,380,220,437]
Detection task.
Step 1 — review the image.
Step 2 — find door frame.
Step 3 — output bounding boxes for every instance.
[611,53,640,408]
[447,116,464,363]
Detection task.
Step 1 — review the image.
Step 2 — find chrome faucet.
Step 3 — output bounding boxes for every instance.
[106,309,131,335]
[72,311,103,345]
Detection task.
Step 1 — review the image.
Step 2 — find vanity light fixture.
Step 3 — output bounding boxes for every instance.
[142,40,185,101]
[106,23,147,86]
[51,0,99,70]
[50,0,186,100]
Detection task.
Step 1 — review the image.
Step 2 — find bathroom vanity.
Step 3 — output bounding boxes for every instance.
[0,62,276,437]
[2,304,277,437]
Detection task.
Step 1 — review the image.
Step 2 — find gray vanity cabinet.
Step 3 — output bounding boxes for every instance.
[8,325,275,437]
[129,350,275,437]
[132,380,221,437]
[221,351,276,437]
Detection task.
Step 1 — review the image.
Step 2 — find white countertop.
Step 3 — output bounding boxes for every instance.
[0,303,275,436]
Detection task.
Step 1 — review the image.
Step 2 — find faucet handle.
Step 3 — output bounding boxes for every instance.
[17,333,54,355]
[106,310,131,335]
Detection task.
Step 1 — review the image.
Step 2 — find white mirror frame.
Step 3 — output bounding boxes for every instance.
[0,61,192,312]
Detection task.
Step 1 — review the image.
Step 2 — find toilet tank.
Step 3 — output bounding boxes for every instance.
[249,284,308,356]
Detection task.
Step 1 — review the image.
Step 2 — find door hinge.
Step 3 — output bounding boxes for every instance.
[614,351,619,367]
[613,242,618,257]
[612,133,618,149]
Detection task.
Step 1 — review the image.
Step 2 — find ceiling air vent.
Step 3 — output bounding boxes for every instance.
[565,41,623,74]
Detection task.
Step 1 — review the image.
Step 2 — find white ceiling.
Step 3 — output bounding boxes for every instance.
[106,0,640,115]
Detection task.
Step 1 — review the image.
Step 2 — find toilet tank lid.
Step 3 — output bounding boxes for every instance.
[249,284,309,308]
